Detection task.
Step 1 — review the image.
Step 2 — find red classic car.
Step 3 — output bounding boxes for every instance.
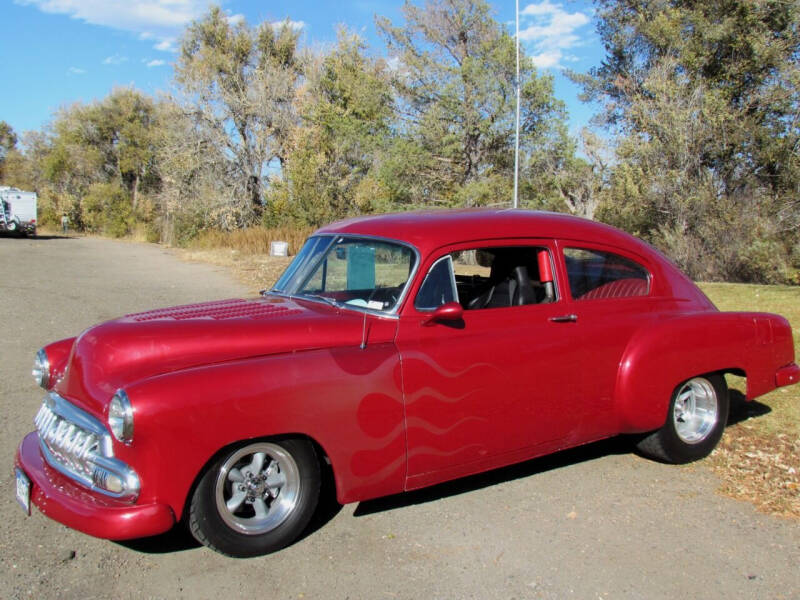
[14,210,800,557]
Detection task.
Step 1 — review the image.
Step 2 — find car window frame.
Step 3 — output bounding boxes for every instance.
[405,238,562,316]
[272,233,422,318]
[414,254,459,312]
[556,240,654,303]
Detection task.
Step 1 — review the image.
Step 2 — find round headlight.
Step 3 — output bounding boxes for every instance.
[32,349,50,389]
[108,390,134,444]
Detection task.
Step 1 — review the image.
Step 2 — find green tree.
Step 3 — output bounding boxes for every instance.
[106,89,159,210]
[175,6,304,220]
[377,0,572,206]
[29,88,160,230]
[282,29,395,225]
[575,0,800,283]
[0,120,17,180]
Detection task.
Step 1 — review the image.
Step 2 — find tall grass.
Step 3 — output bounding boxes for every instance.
[189,226,315,256]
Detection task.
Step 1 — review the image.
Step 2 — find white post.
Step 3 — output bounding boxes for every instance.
[513,0,521,209]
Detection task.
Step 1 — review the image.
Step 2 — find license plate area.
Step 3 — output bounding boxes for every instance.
[15,468,31,515]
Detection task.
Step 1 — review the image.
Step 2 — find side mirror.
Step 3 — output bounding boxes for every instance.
[424,302,464,325]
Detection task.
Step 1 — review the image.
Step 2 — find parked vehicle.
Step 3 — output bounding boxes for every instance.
[0,186,37,235]
[14,210,799,557]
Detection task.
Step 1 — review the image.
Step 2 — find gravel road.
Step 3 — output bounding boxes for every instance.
[2,235,798,600]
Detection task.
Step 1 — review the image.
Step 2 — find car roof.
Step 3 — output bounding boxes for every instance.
[318,209,655,259]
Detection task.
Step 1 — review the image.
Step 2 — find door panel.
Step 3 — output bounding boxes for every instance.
[397,242,587,484]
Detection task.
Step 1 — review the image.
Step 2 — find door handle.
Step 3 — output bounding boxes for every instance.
[549,314,577,323]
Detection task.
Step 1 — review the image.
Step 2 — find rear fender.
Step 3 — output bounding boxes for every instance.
[614,312,792,433]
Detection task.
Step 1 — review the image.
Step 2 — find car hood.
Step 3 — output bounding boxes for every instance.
[54,295,396,415]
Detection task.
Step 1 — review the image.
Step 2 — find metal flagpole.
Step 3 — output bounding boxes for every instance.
[513,0,520,209]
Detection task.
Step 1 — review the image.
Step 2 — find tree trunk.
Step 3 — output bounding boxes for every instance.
[248,175,263,219]
[132,172,140,212]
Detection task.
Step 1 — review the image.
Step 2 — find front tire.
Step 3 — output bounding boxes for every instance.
[189,439,320,557]
[636,374,729,464]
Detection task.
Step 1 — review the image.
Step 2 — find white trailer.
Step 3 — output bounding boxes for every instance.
[0,187,37,235]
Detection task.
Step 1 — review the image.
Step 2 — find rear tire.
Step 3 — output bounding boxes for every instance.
[636,374,729,464]
[188,438,320,557]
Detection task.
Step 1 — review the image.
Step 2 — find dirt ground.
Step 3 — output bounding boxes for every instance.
[1,235,798,600]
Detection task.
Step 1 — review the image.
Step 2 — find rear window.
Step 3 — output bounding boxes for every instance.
[564,248,650,300]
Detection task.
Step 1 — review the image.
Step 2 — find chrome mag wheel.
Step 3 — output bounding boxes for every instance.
[214,442,301,535]
[672,377,719,444]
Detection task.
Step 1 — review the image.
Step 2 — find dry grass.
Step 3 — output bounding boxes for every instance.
[180,248,291,294]
[699,282,800,518]
[190,226,314,256]
[180,226,314,294]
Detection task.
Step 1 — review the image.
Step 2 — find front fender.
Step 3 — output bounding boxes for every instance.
[116,343,406,518]
[42,337,76,384]
[613,312,790,433]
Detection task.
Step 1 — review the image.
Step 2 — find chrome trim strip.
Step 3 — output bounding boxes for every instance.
[415,254,458,312]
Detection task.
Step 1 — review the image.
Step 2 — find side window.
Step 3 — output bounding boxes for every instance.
[564,248,650,300]
[415,246,557,311]
[415,256,458,310]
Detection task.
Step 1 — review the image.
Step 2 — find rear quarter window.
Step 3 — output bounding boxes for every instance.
[564,248,650,300]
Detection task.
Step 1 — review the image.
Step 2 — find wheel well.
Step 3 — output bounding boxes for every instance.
[179,433,337,525]
[722,368,746,378]
[718,368,746,396]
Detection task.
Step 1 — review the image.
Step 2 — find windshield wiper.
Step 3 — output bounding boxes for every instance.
[299,293,342,308]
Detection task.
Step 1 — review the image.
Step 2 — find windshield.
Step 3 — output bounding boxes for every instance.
[272,236,417,313]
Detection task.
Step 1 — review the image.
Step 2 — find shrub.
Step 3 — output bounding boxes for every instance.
[80,182,132,237]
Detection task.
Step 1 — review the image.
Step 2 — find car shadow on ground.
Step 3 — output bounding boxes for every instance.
[115,525,200,554]
[354,435,633,517]
[727,390,770,424]
[0,233,77,240]
[29,234,77,240]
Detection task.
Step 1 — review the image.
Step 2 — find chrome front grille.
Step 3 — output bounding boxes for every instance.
[33,393,140,501]
[35,402,102,480]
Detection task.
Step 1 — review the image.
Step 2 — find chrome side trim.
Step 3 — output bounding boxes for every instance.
[415,254,458,312]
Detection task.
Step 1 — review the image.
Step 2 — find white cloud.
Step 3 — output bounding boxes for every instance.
[270,20,306,32]
[519,1,592,69]
[521,0,560,16]
[103,54,128,65]
[227,13,245,26]
[146,59,166,68]
[15,0,211,51]
[530,50,562,69]
[154,38,176,52]
[67,66,86,75]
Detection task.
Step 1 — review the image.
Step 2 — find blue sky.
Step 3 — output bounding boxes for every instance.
[1,0,603,138]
